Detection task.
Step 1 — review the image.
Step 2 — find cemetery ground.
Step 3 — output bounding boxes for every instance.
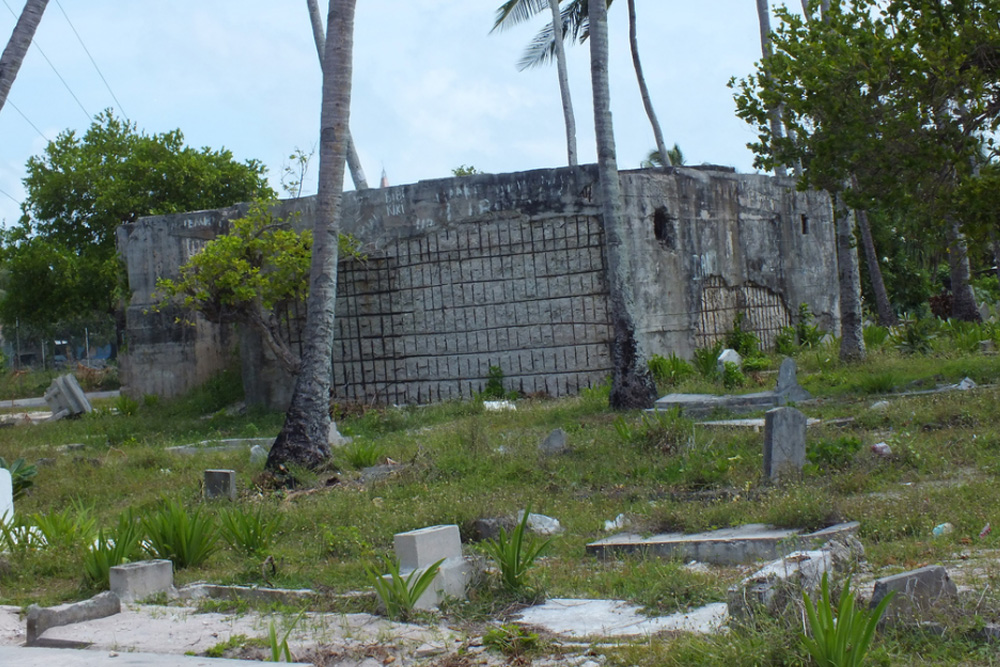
[3,336,1000,664]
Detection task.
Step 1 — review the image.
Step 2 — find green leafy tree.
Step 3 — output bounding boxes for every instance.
[733,0,1000,323]
[0,110,272,332]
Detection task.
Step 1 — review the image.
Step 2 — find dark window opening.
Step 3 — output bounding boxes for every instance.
[800,214,809,234]
[654,207,677,249]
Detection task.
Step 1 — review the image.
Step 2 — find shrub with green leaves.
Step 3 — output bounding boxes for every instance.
[0,457,37,500]
[808,436,863,471]
[365,555,444,621]
[482,507,550,594]
[648,353,694,387]
[693,341,724,378]
[796,303,825,348]
[722,361,746,389]
[32,504,96,550]
[891,316,937,354]
[726,313,759,357]
[220,505,282,556]
[142,498,220,569]
[802,573,893,667]
[483,624,539,657]
[84,509,145,587]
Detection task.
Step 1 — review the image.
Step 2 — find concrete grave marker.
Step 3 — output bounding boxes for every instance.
[717,348,742,374]
[43,374,92,420]
[391,524,473,610]
[203,469,236,501]
[110,560,175,602]
[0,468,12,521]
[539,428,569,455]
[775,357,812,404]
[870,565,958,623]
[763,406,807,482]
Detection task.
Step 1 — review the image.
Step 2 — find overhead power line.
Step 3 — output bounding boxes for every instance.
[7,98,49,142]
[2,0,90,122]
[54,0,128,121]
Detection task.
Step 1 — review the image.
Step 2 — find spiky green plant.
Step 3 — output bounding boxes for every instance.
[32,503,97,550]
[142,498,220,569]
[0,456,37,500]
[83,509,145,587]
[365,556,444,621]
[267,610,304,662]
[481,507,551,593]
[220,505,282,556]
[801,573,894,667]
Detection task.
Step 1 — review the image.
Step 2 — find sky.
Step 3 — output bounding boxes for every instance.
[0,0,783,226]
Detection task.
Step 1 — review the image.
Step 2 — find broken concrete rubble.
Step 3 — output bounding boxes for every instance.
[870,565,958,624]
[43,374,92,420]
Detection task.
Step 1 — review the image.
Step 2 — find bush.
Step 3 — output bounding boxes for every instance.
[83,509,145,587]
[722,361,745,389]
[647,353,694,387]
[726,313,759,357]
[796,303,825,348]
[32,504,96,550]
[220,505,282,556]
[143,498,220,569]
[693,341,724,379]
[808,436,863,471]
[366,555,444,621]
[0,457,37,501]
[339,439,385,469]
[481,507,550,594]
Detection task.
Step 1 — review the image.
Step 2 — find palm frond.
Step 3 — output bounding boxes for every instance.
[517,0,613,70]
[492,0,552,33]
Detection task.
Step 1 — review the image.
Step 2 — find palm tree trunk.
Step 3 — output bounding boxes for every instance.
[834,193,866,361]
[855,207,896,326]
[306,0,368,191]
[947,218,981,322]
[0,0,49,117]
[589,0,656,409]
[626,0,670,167]
[549,0,578,166]
[268,0,357,471]
[755,0,787,177]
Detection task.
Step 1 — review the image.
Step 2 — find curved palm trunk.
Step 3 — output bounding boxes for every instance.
[549,0,578,166]
[626,0,670,167]
[755,0,786,177]
[855,208,897,326]
[834,193,865,361]
[947,218,981,322]
[0,0,50,117]
[268,0,357,471]
[306,0,368,191]
[589,0,656,409]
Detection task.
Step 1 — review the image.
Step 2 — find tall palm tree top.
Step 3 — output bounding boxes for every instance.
[492,0,613,70]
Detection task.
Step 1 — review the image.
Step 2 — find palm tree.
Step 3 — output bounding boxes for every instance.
[588,0,657,409]
[497,0,671,168]
[267,0,357,471]
[492,0,577,166]
[755,0,786,177]
[306,0,369,190]
[0,0,50,117]
[642,144,683,168]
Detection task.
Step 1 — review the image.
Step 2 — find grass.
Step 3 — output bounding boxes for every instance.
[2,339,1000,663]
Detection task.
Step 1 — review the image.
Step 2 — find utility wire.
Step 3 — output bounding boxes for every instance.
[54,0,128,121]
[7,99,50,143]
[1,0,90,122]
[0,185,20,206]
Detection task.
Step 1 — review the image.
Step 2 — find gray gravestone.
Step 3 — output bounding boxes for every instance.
[717,348,743,374]
[0,468,12,521]
[43,374,92,420]
[539,428,569,455]
[775,357,812,405]
[204,469,236,501]
[763,406,807,481]
[870,565,958,623]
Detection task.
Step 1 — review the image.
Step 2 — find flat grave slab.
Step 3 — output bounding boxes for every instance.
[513,598,728,638]
[0,646,310,666]
[587,522,859,565]
[652,391,780,417]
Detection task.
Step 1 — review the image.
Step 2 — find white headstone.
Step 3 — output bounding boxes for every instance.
[0,469,13,521]
[717,348,743,375]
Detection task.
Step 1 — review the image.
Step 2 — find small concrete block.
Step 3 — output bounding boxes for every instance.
[763,406,807,482]
[26,591,120,645]
[871,565,958,623]
[402,556,475,611]
[394,524,462,571]
[717,348,742,374]
[0,468,12,521]
[204,469,236,500]
[109,559,174,602]
[539,428,569,455]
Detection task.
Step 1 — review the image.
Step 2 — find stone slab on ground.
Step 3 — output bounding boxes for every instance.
[27,591,121,645]
[652,391,778,418]
[588,522,859,565]
[3,604,454,657]
[0,646,310,666]
[166,438,274,455]
[514,598,728,638]
[698,417,821,430]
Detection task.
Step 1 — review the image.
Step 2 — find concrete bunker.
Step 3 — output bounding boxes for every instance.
[117,165,839,409]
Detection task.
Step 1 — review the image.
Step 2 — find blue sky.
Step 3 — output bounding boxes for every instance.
[0,1,779,225]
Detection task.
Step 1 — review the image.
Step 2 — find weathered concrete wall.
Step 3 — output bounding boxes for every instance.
[117,166,837,407]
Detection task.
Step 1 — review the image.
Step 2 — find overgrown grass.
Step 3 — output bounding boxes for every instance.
[1,342,1000,662]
